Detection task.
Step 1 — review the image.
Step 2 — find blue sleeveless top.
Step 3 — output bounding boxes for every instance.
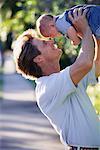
[55,5,100,39]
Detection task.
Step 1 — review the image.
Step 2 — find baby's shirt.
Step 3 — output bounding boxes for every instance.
[55,11,71,36]
[55,5,100,39]
[55,5,86,35]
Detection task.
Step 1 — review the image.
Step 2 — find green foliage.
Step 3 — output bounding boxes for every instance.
[0,0,87,69]
[87,84,100,115]
[0,0,99,67]
[54,36,80,68]
[0,0,86,38]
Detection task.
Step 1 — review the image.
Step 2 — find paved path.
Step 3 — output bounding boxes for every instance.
[0,51,64,150]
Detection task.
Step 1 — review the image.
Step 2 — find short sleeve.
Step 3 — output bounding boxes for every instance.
[55,12,71,35]
[80,63,97,89]
[35,66,77,113]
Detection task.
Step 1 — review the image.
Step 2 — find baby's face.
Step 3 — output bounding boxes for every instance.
[47,20,60,38]
[42,20,61,38]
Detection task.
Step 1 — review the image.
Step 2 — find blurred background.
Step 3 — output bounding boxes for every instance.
[0,0,100,150]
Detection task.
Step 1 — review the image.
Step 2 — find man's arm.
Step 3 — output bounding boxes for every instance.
[68,8,95,85]
[95,40,100,77]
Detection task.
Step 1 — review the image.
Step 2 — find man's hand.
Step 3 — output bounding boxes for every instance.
[68,8,89,35]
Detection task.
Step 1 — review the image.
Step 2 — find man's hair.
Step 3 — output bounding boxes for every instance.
[13,29,43,80]
[36,14,53,37]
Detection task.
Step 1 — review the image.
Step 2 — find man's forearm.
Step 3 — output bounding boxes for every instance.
[69,8,95,85]
[81,26,95,63]
[70,27,95,85]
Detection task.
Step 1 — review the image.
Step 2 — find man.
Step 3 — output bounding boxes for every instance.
[13,8,100,150]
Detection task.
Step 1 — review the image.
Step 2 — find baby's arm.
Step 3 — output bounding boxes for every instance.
[67,26,81,45]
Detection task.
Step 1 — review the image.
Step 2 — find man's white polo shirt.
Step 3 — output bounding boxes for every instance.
[35,64,100,148]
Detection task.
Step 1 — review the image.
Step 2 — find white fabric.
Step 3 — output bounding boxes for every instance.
[35,64,100,148]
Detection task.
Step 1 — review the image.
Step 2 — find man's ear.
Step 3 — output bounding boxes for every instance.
[33,55,45,64]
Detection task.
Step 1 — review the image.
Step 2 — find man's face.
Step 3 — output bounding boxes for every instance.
[32,38,62,62]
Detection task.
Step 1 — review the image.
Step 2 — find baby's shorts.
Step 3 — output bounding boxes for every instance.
[87,6,100,39]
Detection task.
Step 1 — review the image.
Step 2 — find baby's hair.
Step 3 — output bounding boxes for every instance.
[42,14,53,20]
[37,14,53,24]
[36,14,54,37]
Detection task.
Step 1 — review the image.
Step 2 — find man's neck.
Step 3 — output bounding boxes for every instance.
[42,61,60,76]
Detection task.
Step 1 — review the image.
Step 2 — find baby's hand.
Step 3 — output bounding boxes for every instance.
[71,37,81,46]
[67,26,81,46]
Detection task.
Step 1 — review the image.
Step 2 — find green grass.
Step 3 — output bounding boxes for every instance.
[87,84,100,115]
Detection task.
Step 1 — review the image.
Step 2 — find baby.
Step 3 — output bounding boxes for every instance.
[36,5,100,46]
